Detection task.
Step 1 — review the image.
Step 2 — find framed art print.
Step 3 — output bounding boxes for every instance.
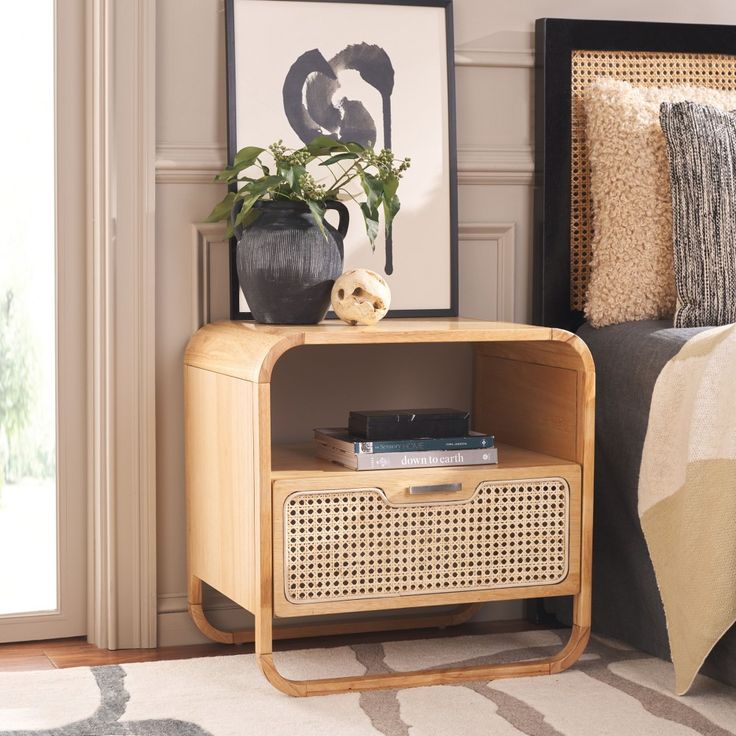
[225,0,458,318]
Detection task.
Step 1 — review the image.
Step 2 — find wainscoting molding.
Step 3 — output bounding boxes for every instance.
[159,144,534,186]
[458,223,516,322]
[156,143,226,184]
[457,145,533,185]
[191,221,515,327]
[191,222,229,330]
[454,46,534,68]
[158,593,196,616]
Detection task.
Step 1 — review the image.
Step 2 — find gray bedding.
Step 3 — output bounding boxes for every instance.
[557,320,736,686]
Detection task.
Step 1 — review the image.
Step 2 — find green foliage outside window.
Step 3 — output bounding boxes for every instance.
[0,291,39,490]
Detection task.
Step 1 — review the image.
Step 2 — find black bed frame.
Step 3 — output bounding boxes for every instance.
[533,17,736,331]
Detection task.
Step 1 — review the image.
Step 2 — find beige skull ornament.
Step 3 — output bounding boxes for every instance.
[331,269,391,325]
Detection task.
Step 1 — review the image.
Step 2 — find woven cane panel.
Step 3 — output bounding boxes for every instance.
[570,49,736,310]
[283,479,569,604]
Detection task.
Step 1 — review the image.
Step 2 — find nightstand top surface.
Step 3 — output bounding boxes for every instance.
[184,318,587,382]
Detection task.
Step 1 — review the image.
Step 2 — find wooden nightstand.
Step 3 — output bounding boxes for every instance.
[183,318,594,696]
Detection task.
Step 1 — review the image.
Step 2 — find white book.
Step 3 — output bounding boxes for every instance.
[314,441,498,471]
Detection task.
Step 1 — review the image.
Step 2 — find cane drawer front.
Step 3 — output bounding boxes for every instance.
[272,468,581,617]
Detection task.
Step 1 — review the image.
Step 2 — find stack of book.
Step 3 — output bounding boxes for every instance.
[313,408,497,471]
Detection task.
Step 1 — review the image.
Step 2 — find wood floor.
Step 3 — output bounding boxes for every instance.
[0,638,238,672]
[0,619,541,672]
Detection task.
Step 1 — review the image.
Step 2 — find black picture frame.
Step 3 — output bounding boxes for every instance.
[225,0,458,320]
[533,17,736,331]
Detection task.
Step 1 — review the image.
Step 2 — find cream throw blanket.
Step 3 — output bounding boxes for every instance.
[639,323,736,695]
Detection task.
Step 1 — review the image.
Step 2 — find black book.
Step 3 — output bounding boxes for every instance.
[348,408,471,441]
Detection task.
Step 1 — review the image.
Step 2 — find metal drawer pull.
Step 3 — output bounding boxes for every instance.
[409,482,463,495]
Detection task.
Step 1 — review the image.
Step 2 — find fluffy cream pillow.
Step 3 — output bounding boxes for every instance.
[583,78,736,328]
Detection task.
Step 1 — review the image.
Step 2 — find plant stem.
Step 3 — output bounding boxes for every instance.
[329,161,362,191]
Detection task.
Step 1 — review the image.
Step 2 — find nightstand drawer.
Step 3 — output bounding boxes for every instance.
[272,467,580,617]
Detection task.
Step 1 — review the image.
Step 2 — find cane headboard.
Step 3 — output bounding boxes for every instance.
[533,18,736,330]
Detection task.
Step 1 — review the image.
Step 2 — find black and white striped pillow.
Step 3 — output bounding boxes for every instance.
[660,101,736,328]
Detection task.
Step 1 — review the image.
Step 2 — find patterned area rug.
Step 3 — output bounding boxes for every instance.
[1,630,735,735]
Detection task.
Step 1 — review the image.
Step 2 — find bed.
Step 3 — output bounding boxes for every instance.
[533,18,736,688]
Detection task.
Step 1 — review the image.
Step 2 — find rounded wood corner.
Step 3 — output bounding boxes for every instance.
[259,654,309,697]
[183,320,304,382]
[550,328,595,374]
[549,624,591,674]
[258,333,304,382]
[188,601,254,645]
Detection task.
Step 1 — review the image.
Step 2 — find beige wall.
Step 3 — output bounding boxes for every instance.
[155,0,736,643]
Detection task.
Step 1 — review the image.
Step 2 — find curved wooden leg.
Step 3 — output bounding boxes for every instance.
[549,623,590,674]
[188,575,484,645]
[192,569,591,697]
[188,575,241,644]
[257,597,591,697]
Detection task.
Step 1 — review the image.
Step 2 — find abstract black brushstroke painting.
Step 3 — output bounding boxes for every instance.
[226,0,458,319]
[284,43,394,149]
[284,43,396,273]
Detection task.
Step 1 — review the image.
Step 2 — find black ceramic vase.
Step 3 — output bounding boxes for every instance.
[235,200,348,324]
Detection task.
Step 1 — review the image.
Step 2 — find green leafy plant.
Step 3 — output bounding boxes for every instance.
[206,136,410,249]
[0,290,35,490]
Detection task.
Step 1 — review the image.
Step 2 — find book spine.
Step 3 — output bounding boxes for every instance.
[355,436,495,453]
[315,444,358,469]
[356,447,498,471]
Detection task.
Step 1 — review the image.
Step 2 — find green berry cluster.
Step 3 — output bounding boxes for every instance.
[298,172,327,200]
[267,140,287,159]
[361,148,411,180]
[268,139,312,167]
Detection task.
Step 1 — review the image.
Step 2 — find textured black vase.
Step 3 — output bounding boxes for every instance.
[235,200,348,324]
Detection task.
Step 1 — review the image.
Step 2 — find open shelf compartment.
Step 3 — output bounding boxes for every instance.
[271,441,578,480]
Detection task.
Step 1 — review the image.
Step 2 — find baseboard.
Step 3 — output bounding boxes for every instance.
[158,608,255,647]
[157,596,524,647]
